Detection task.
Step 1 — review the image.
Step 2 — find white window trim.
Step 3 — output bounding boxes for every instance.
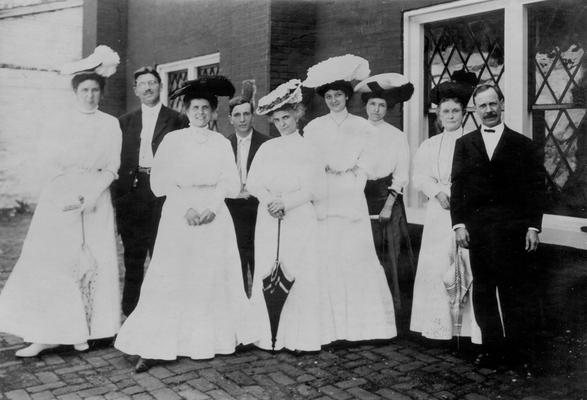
[157,52,220,106]
[403,0,587,249]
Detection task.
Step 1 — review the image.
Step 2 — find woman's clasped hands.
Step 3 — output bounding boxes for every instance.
[184,208,216,226]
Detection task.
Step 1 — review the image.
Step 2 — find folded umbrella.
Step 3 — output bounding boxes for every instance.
[442,240,473,348]
[262,218,295,350]
[76,206,98,335]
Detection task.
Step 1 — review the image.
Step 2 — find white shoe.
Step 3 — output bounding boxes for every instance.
[74,342,89,352]
[15,343,58,357]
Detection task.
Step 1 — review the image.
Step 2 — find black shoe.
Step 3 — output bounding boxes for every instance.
[474,352,503,369]
[135,358,153,373]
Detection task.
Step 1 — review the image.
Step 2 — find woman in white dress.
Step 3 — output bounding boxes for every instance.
[302,55,396,344]
[245,80,325,351]
[114,76,248,372]
[410,73,481,343]
[0,46,122,357]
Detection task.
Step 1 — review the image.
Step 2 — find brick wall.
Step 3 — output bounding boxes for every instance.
[304,0,454,127]
[83,0,128,117]
[124,0,271,136]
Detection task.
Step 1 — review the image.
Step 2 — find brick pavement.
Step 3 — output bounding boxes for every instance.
[1,331,586,400]
[1,215,586,399]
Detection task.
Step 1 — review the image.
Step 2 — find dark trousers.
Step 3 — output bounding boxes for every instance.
[226,197,258,296]
[469,220,528,352]
[115,172,163,316]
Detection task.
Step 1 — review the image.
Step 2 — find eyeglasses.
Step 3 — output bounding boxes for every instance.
[135,80,159,88]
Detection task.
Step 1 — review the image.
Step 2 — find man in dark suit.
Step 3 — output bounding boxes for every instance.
[113,67,188,316]
[225,96,269,297]
[451,84,544,365]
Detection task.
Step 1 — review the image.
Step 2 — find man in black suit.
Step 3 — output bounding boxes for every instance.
[225,96,269,297]
[113,67,188,316]
[451,84,544,365]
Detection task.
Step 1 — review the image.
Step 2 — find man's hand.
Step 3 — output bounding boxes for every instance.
[198,208,216,225]
[435,192,450,210]
[525,230,539,252]
[455,227,470,248]
[267,199,285,219]
[184,208,200,226]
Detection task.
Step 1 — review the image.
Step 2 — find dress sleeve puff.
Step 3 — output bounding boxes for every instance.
[150,131,182,198]
[209,137,241,213]
[245,141,274,205]
[390,130,410,193]
[413,137,444,199]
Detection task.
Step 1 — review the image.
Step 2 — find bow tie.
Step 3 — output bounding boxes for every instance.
[483,128,496,133]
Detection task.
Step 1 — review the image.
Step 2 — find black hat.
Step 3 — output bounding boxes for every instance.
[430,69,478,107]
[354,73,414,106]
[170,75,235,109]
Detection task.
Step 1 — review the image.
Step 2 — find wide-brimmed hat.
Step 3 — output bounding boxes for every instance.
[430,69,478,107]
[170,75,235,109]
[256,79,303,115]
[61,45,120,77]
[302,54,370,97]
[354,72,414,106]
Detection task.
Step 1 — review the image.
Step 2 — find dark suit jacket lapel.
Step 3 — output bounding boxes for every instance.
[490,126,512,162]
[152,106,172,149]
[229,133,238,159]
[470,129,490,163]
[247,130,262,172]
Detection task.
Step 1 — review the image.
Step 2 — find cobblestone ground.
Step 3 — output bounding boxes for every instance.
[1,214,586,400]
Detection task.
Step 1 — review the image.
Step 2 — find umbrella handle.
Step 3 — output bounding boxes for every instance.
[275,218,281,261]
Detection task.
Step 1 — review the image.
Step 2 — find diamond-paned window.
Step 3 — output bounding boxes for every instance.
[424,11,504,136]
[167,69,188,112]
[196,63,220,77]
[529,0,587,217]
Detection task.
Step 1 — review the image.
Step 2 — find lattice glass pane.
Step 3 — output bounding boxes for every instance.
[196,63,219,77]
[167,69,188,112]
[424,11,504,133]
[530,0,587,217]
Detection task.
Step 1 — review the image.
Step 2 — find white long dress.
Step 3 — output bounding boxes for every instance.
[304,111,397,343]
[244,131,325,351]
[0,108,122,344]
[410,128,482,343]
[114,127,248,360]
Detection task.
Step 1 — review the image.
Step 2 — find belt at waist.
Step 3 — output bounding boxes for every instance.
[137,166,152,174]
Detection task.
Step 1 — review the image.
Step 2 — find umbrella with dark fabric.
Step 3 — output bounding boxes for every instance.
[442,241,473,348]
[262,218,295,350]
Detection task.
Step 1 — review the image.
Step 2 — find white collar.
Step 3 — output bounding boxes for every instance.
[141,102,162,116]
[481,122,504,134]
[236,129,253,142]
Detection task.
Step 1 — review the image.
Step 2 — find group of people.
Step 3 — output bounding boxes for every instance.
[0,47,544,372]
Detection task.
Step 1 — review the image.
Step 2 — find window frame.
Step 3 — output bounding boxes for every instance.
[403,0,587,249]
[156,52,220,107]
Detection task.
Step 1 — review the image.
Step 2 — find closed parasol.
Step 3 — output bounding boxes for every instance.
[442,240,473,347]
[262,218,295,350]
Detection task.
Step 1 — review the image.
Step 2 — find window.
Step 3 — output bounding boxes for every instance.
[157,53,220,112]
[425,10,504,135]
[404,0,587,249]
[528,0,587,218]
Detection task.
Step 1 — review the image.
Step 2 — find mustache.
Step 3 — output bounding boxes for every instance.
[483,112,498,118]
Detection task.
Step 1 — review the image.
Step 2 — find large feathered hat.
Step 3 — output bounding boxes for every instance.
[354,73,414,106]
[302,54,370,97]
[60,45,120,77]
[430,69,478,107]
[256,79,303,115]
[170,75,235,109]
